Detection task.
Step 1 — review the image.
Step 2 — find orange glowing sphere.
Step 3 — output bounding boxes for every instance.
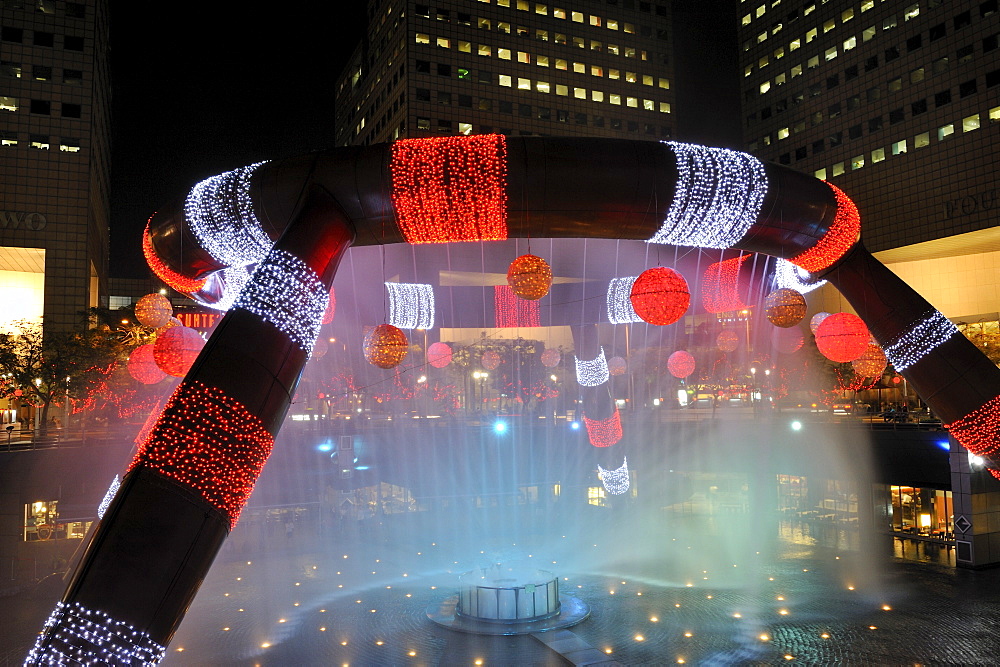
[135,293,173,329]
[764,289,807,328]
[363,324,408,369]
[507,254,553,300]
[717,330,739,352]
[608,356,627,376]
[852,343,888,377]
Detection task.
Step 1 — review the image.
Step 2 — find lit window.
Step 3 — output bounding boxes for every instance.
[659,101,670,113]
[59,138,80,152]
[536,80,550,93]
[851,155,864,170]
[437,37,450,48]
[842,8,854,22]
[575,87,587,99]
[537,55,549,67]
[478,44,491,56]
[609,93,621,105]
[914,132,930,148]
[910,67,924,83]
[536,29,548,40]
[592,65,604,76]
[498,22,511,33]
[806,28,817,43]
[478,18,491,29]
[498,48,511,60]
[745,64,753,77]
[791,64,802,77]
[775,72,786,85]
[760,81,771,94]
[459,122,473,135]
[831,162,845,176]
[844,36,856,50]
[572,11,583,22]
[624,22,635,34]
[553,7,566,19]
[1,131,16,146]
[459,41,471,52]
[518,77,531,90]
[871,147,886,162]
[861,0,874,12]
[825,47,838,61]
[883,15,897,30]
[607,44,619,55]
[823,19,835,33]
[758,31,768,43]
[591,40,602,51]
[774,46,785,59]
[742,14,752,25]
[938,123,954,140]
[624,46,636,58]
[759,55,769,69]
[607,19,618,30]
[536,3,548,15]
[990,106,1000,122]
[0,96,17,111]
[29,134,49,149]
[417,117,430,130]
[499,74,512,87]
[963,114,981,132]
[518,51,530,63]
[608,69,620,79]
[573,62,585,73]
[517,0,529,9]
[778,127,790,139]
[804,4,816,16]
[556,84,568,96]
[863,25,876,41]
[573,36,585,48]
[625,71,637,83]
[415,33,430,44]
[807,55,820,69]
[555,59,567,70]
[642,74,653,86]
[592,90,604,102]
[658,78,669,89]
[891,139,907,155]
[643,99,654,111]
[790,38,801,51]
[626,96,638,107]
[590,15,600,26]
[814,167,827,179]
[904,4,919,21]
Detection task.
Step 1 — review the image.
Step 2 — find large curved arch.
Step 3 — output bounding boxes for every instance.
[29,136,1000,663]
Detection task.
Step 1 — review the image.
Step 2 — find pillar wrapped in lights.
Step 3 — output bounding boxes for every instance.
[946,395,1000,479]
[764,288,807,328]
[772,325,805,355]
[774,258,827,295]
[583,409,623,447]
[127,344,166,385]
[717,329,739,352]
[629,267,690,326]
[153,326,206,377]
[606,276,643,324]
[540,348,561,368]
[667,350,696,378]
[185,161,271,268]
[385,282,435,330]
[814,312,870,363]
[702,255,749,314]
[575,347,610,387]
[427,341,453,368]
[26,601,167,665]
[598,457,630,496]
[364,324,409,369]
[882,310,958,372]
[852,343,888,377]
[507,253,552,300]
[790,182,861,273]
[134,293,173,329]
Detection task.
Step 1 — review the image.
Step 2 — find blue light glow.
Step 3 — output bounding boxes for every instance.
[938,440,951,451]
[570,421,581,430]
[317,441,333,452]
[494,421,507,434]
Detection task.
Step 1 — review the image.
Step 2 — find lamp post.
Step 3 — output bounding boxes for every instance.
[750,366,757,417]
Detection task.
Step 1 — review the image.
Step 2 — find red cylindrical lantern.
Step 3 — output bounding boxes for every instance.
[630,267,690,326]
[815,312,870,363]
[667,350,696,378]
[772,325,805,355]
[128,343,167,385]
[607,356,627,376]
[717,330,739,352]
[764,288,807,328]
[153,326,205,377]
[507,254,553,300]
[852,343,888,377]
[482,350,501,371]
[427,341,452,368]
[364,324,408,369]
[540,348,561,368]
[135,293,173,329]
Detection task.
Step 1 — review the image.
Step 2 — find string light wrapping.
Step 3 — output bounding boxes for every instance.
[649,141,767,248]
[775,258,827,295]
[184,161,271,268]
[883,310,958,372]
[598,457,630,495]
[134,293,173,329]
[321,287,337,324]
[507,254,552,300]
[428,341,453,368]
[194,264,253,313]
[772,325,805,354]
[575,347,610,387]
[153,326,205,377]
[946,395,1000,480]
[233,249,328,353]
[390,134,508,243]
[129,380,274,530]
[494,285,541,327]
[606,276,643,324]
[852,343,888,377]
[702,255,749,313]
[717,329,739,352]
[667,350,696,378]
[97,475,120,520]
[143,220,207,294]
[790,182,860,272]
[386,282,435,329]
[482,350,501,371]
[630,267,690,326]
[26,600,166,666]
[608,356,627,376]
[810,311,831,334]
[127,343,166,385]
[814,312,870,363]
[764,288,807,328]
[584,409,623,447]
[364,324,409,369]
[540,348,561,368]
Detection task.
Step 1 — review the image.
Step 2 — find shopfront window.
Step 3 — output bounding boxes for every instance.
[889,486,953,536]
[23,500,91,541]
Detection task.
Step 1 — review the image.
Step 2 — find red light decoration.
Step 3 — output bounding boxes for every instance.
[702,255,749,314]
[127,344,166,385]
[852,343,888,377]
[507,254,552,300]
[629,267,690,326]
[814,312,870,363]
[390,134,508,244]
[494,285,541,328]
[608,356,627,376]
[363,324,409,369]
[717,329,739,352]
[482,350,501,371]
[142,220,207,294]
[129,380,274,529]
[946,395,1000,477]
[772,325,805,354]
[764,288,807,328]
[135,293,173,329]
[667,350,696,378]
[153,326,206,377]
[428,342,453,368]
[321,287,336,325]
[540,348,561,368]
[583,409,623,447]
[790,183,861,273]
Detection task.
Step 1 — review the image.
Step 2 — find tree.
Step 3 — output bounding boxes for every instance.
[0,320,123,434]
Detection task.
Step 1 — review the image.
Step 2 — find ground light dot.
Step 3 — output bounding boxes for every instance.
[604,648,613,654]
[295,582,301,586]
[776,596,785,600]
[848,586,855,591]
[376,641,384,646]
[475,660,484,665]
[634,634,645,641]
[779,609,789,615]
[294,602,300,606]
[341,641,348,646]
[684,632,693,637]
[677,659,685,664]
[706,595,713,599]
[176,647,184,652]
[759,634,770,641]
[637,592,643,596]
[869,625,878,630]
[278,618,286,623]
[223,627,230,632]
[408,651,417,657]
[784,655,794,661]
[821,633,830,639]
[733,613,742,618]
[882,604,892,611]
[236,577,242,581]
[260,643,271,649]
[320,627,326,632]
[675,604,681,608]
[651,617,659,622]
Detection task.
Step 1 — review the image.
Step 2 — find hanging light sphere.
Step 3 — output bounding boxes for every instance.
[815,312,870,363]
[135,293,173,329]
[507,254,553,300]
[764,288,807,328]
[852,343,888,377]
[128,343,167,385]
[482,350,501,371]
[363,324,409,369]
[630,267,690,326]
[540,348,561,368]
[667,350,696,378]
[427,342,453,368]
[163,316,182,330]
[772,324,805,355]
[153,326,205,377]
[321,288,337,325]
[810,311,832,334]
[607,356,627,376]
[312,336,329,359]
[717,329,739,352]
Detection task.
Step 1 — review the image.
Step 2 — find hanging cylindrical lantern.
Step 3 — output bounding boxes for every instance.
[772,324,805,355]
[507,254,552,300]
[363,324,408,369]
[629,267,690,326]
[815,312,869,363]
[852,343,888,377]
[540,348,561,368]
[809,311,831,334]
[764,288,807,328]
[135,293,173,329]
[667,350,696,378]
[717,329,739,352]
[153,326,205,377]
[427,341,452,368]
[482,350,501,371]
[128,343,166,385]
[607,356,627,376]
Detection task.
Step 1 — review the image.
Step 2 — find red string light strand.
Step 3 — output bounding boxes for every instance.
[790,183,861,273]
[583,409,623,447]
[702,255,749,314]
[946,395,1000,475]
[494,285,541,328]
[142,220,207,294]
[390,134,508,244]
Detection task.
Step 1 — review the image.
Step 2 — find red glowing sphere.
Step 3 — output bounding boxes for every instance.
[772,325,805,355]
[814,312,870,363]
[540,348,561,368]
[717,330,740,352]
[482,350,501,371]
[128,343,167,384]
[135,293,173,329]
[629,267,690,326]
[153,326,206,377]
[667,350,696,378]
[607,356,627,376]
[427,342,453,368]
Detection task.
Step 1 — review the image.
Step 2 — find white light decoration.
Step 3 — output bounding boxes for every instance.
[233,249,328,354]
[607,276,643,324]
[184,161,271,268]
[774,258,827,295]
[386,282,435,330]
[649,142,767,248]
[598,457,630,496]
[97,475,119,519]
[883,310,958,372]
[575,347,610,387]
[26,601,166,666]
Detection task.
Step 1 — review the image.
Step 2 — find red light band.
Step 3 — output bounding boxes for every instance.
[390,134,508,244]
[494,285,541,328]
[702,255,749,314]
[143,220,207,294]
[946,395,1000,476]
[790,183,860,273]
[584,409,623,447]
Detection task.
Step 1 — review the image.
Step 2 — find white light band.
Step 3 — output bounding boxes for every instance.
[184,161,270,267]
[774,258,827,294]
[386,282,435,330]
[598,457,630,496]
[26,601,166,666]
[576,347,609,387]
[607,276,643,324]
[884,310,958,372]
[97,475,119,520]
